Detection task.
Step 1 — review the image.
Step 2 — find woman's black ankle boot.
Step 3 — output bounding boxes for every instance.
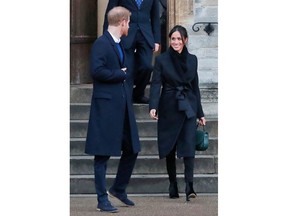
[169,182,179,199]
[185,182,197,201]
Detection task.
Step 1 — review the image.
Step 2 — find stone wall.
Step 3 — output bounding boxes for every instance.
[168,0,218,84]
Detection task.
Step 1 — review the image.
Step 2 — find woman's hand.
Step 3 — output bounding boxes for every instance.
[149,109,158,120]
[198,117,206,126]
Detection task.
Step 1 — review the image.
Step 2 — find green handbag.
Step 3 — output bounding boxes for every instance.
[196,125,209,151]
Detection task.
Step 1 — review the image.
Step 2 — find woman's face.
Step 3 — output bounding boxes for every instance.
[170,31,187,53]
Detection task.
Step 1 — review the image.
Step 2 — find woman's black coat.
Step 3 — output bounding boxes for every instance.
[149,49,204,159]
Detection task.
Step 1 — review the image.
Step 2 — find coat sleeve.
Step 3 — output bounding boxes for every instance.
[90,39,126,83]
[151,0,161,43]
[149,56,162,111]
[191,55,204,118]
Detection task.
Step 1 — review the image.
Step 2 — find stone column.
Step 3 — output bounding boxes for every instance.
[167,0,193,29]
[167,0,175,29]
[97,0,108,36]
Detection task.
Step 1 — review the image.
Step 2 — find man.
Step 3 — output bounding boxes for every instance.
[85,6,141,213]
[103,0,161,104]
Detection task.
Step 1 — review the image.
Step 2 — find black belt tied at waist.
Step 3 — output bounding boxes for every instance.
[165,85,195,119]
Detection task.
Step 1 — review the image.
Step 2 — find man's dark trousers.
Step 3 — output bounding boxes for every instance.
[125,30,153,100]
[93,108,138,203]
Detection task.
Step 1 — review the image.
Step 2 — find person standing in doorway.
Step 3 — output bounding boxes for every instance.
[103,0,161,104]
[85,6,141,213]
[149,25,206,201]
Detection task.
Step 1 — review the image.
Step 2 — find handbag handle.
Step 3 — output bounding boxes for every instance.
[197,123,206,131]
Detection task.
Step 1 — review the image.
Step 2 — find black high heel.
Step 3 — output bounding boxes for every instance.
[185,182,197,201]
[169,182,179,199]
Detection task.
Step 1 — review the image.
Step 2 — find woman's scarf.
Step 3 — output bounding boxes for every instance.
[168,46,194,118]
[168,45,189,74]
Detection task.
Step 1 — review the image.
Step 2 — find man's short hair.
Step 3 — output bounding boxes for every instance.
[107,6,131,26]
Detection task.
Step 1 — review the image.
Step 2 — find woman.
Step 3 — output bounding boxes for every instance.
[149,25,206,201]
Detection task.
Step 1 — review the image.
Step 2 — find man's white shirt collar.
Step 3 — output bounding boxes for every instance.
[108,30,121,43]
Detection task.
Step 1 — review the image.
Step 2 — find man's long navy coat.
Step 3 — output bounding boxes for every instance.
[85,31,141,156]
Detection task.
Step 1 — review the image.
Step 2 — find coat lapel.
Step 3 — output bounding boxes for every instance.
[167,53,187,83]
[104,31,124,66]
[131,0,138,8]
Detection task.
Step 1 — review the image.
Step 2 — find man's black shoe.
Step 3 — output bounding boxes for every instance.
[108,189,135,206]
[97,201,118,213]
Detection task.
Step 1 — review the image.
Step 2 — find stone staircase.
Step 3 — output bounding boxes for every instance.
[70,84,218,194]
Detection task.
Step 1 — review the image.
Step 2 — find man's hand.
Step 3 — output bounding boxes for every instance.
[153,43,160,52]
[121,67,127,73]
[149,109,158,120]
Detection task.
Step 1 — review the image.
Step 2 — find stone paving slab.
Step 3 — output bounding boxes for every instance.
[70,195,218,216]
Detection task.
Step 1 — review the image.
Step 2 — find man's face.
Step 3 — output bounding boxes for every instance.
[121,18,130,36]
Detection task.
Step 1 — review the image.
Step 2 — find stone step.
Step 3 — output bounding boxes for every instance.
[70,155,218,175]
[70,83,218,104]
[70,174,218,194]
[70,102,218,120]
[70,137,218,156]
[70,118,218,138]
[70,84,218,195]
